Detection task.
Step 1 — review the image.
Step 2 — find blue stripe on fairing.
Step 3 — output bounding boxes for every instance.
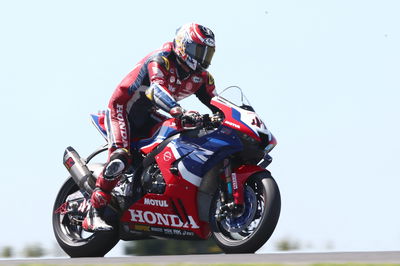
[231,108,258,137]
[231,108,241,121]
[173,127,243,178]
[133,125,177,150]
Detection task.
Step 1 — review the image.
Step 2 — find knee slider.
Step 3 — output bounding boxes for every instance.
[110,148,131,165]
[103,148,131,179]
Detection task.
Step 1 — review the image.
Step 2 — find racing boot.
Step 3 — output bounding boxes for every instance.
[83,148,130,231]
[82,189,113,231]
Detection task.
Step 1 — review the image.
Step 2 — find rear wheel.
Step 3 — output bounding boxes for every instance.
[210,171,281,253]
[52,177,119,257]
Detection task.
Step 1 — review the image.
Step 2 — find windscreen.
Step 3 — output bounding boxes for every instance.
[217,86,253,109]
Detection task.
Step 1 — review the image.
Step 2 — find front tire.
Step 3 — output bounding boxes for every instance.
[210,171,281,253]
[52,177,119,257]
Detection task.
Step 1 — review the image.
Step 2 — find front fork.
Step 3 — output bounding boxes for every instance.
[215,158,245,221]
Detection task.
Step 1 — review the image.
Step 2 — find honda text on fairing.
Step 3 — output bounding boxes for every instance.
[53,87,281,257]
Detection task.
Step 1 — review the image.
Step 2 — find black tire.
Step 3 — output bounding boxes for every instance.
[210,171,281,253]
[52,177,119,257]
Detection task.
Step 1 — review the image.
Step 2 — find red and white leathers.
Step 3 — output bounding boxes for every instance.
[90,42,217,213]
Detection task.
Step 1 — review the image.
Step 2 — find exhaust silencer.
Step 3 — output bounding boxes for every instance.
[63,146,95,193]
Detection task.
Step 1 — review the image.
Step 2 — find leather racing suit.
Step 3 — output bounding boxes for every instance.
[92,42,218,214]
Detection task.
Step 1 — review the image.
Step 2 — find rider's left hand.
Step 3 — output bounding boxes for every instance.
[181,110,202,128]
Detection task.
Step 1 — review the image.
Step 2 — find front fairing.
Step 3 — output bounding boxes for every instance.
[210,93,276,151]
[133,119,243,188]
[211,97,268,141]
[166,126,243,186]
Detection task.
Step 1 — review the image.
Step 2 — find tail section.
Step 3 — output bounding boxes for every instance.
[90,112,108,140]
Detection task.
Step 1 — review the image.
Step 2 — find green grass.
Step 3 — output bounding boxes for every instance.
[13,264,400,266]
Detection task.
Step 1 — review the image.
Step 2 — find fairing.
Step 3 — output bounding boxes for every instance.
[211,96,272,143]
[88,87,276,240]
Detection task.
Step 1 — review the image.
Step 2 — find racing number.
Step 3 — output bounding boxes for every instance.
[251,116,262,128]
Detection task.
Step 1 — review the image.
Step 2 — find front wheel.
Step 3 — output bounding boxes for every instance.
[52,177,120,257]
[210,171,281,253]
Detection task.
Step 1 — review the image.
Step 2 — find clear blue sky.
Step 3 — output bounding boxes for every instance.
[1,0,400,256]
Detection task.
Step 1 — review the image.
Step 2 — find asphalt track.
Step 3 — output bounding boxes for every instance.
[1,251,400,265]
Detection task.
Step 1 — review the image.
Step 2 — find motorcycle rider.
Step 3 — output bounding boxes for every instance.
[83,23,218,231]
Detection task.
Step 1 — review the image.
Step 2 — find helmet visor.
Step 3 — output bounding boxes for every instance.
[186,42,215,69]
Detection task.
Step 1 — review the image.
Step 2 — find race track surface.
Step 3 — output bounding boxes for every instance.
[1,251,400,265]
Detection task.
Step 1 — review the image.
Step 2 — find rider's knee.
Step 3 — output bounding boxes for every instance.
[110,148,131,164]
[103,148,131,179]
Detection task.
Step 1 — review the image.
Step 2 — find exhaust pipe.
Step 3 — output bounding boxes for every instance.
[63,146,95,193]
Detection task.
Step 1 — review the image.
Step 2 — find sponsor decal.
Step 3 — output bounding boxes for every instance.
[163,151,172,162]
[150,227,163,233]
[192,76,202,83]
[64,157,75,170]
[200,26,214,38]
[116,104,129,148]
[150,227,195,236]
[169,76,176,83]
[231,173,238,190]
[54,202,68,214]
[204,38,215,46]
[164,228,173,235]
[128,209,200,229]
[183,230,195,236]
[173,229,183,235]
[225,120,241,129]
[134,224,150,231]
[144,198,169,207]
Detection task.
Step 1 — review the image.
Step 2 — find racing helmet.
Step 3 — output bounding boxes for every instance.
[173,23,216,71]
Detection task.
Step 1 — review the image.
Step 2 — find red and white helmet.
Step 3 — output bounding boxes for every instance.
[173,23,216,71]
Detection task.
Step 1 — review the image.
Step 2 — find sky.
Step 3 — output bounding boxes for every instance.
[1,0,400,257]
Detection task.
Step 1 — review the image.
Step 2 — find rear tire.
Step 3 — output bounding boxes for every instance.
[52,177,119,257]
[210,171,281,253]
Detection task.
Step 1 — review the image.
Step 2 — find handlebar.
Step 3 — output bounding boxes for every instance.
[201,113,223,129]
[180,112,223,130]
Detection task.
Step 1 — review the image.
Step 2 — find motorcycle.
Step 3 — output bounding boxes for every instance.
[53,86,281,257]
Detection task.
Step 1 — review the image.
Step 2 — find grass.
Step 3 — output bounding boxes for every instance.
[11,263,400,266]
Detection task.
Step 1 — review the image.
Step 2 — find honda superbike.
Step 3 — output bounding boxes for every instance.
[53,86,281,257]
